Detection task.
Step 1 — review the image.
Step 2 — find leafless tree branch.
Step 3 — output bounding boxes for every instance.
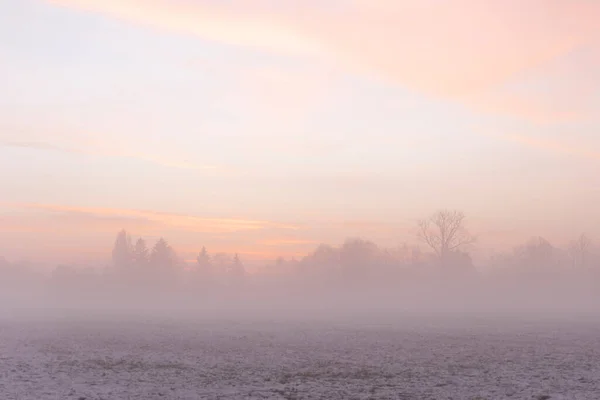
[417,210,475,263]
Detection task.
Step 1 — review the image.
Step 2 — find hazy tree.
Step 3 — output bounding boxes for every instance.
[133,238,149,268]
[418,210,475,266]
[298,244,340,280]
[212,253,231,274]
[195,246,214,287]
[516,236,556,269]
[150,238,176,270]
[445,250,475,272]
[339,238,378,280]
[112,229,133,269]
[196,246,211,271]
[569,234,592,268]
[410,246,424,266]
[288,257,300,275]
[266,256,291,275]
[309,244,339,266]
[229,253,246,278]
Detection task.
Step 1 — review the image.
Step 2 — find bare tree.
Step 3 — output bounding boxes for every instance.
[418,210,475,265]
[568,233,592,268]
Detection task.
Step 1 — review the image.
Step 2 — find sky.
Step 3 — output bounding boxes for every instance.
[1,0,599,267]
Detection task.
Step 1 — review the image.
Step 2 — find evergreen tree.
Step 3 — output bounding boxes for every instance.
[112,229,132,269]
[133,238,149,268]
[196,246,211,272]
[229,253,246,278]
[197,246,210,266]
[150,238,176,269]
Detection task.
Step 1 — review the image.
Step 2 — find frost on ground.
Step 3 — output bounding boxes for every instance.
[1,314,600,400]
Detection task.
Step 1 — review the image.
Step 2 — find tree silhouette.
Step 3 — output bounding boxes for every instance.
[196,246,211,272]
[339,238,378,280]
[150,238,176,270]
[275,256,286,267]
[569,234,592,268]
[229,253,246,278]
[299,244,340,279]
[418,210,475,266]
[310,244,339,266]
[133,238,149,268]
[211,253,230,275]
[195,246,214,287]
[516,236,556,270]
[112,229,133,269]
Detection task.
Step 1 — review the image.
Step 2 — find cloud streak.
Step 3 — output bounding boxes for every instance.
[479,130,600,161]
[258,239,318,247]
[3,203,300,234]
[0,203,306,264]
[0,138,222,172]
[47,0,322,56]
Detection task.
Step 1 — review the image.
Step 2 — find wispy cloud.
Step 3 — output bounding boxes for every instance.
[0,203,306,264]
[0,141,77,153]
[0,137,222,172]
[21,204,298,233]
[258,239,318,247]
[479,130,600,161]
[47,0,600,121]
[47,0,322,56]
[471,45,600,124]
[3,203,300,234]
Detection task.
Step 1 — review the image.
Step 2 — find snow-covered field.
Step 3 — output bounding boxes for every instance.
[2,313,600,399]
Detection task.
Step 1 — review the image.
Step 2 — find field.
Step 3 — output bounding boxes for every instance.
[2,312,600,399]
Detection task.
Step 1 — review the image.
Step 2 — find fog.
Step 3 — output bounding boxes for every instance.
[3,211,600,400]
[2,211,599,321]
[4,0,600,397]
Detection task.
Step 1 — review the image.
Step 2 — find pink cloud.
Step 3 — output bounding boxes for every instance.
[471,43,600,124]
[48,0,600,121]
[47,0,322,56]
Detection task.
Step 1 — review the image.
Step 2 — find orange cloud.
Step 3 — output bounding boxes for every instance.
[258,239,318,247]
[47,0,600,121]
[0,203,311,266]
[4,203,300,234]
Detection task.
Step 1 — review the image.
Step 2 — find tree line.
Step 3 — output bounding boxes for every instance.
[1,209,598,301]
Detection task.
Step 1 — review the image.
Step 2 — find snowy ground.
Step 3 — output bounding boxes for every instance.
[2,312,600,400]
